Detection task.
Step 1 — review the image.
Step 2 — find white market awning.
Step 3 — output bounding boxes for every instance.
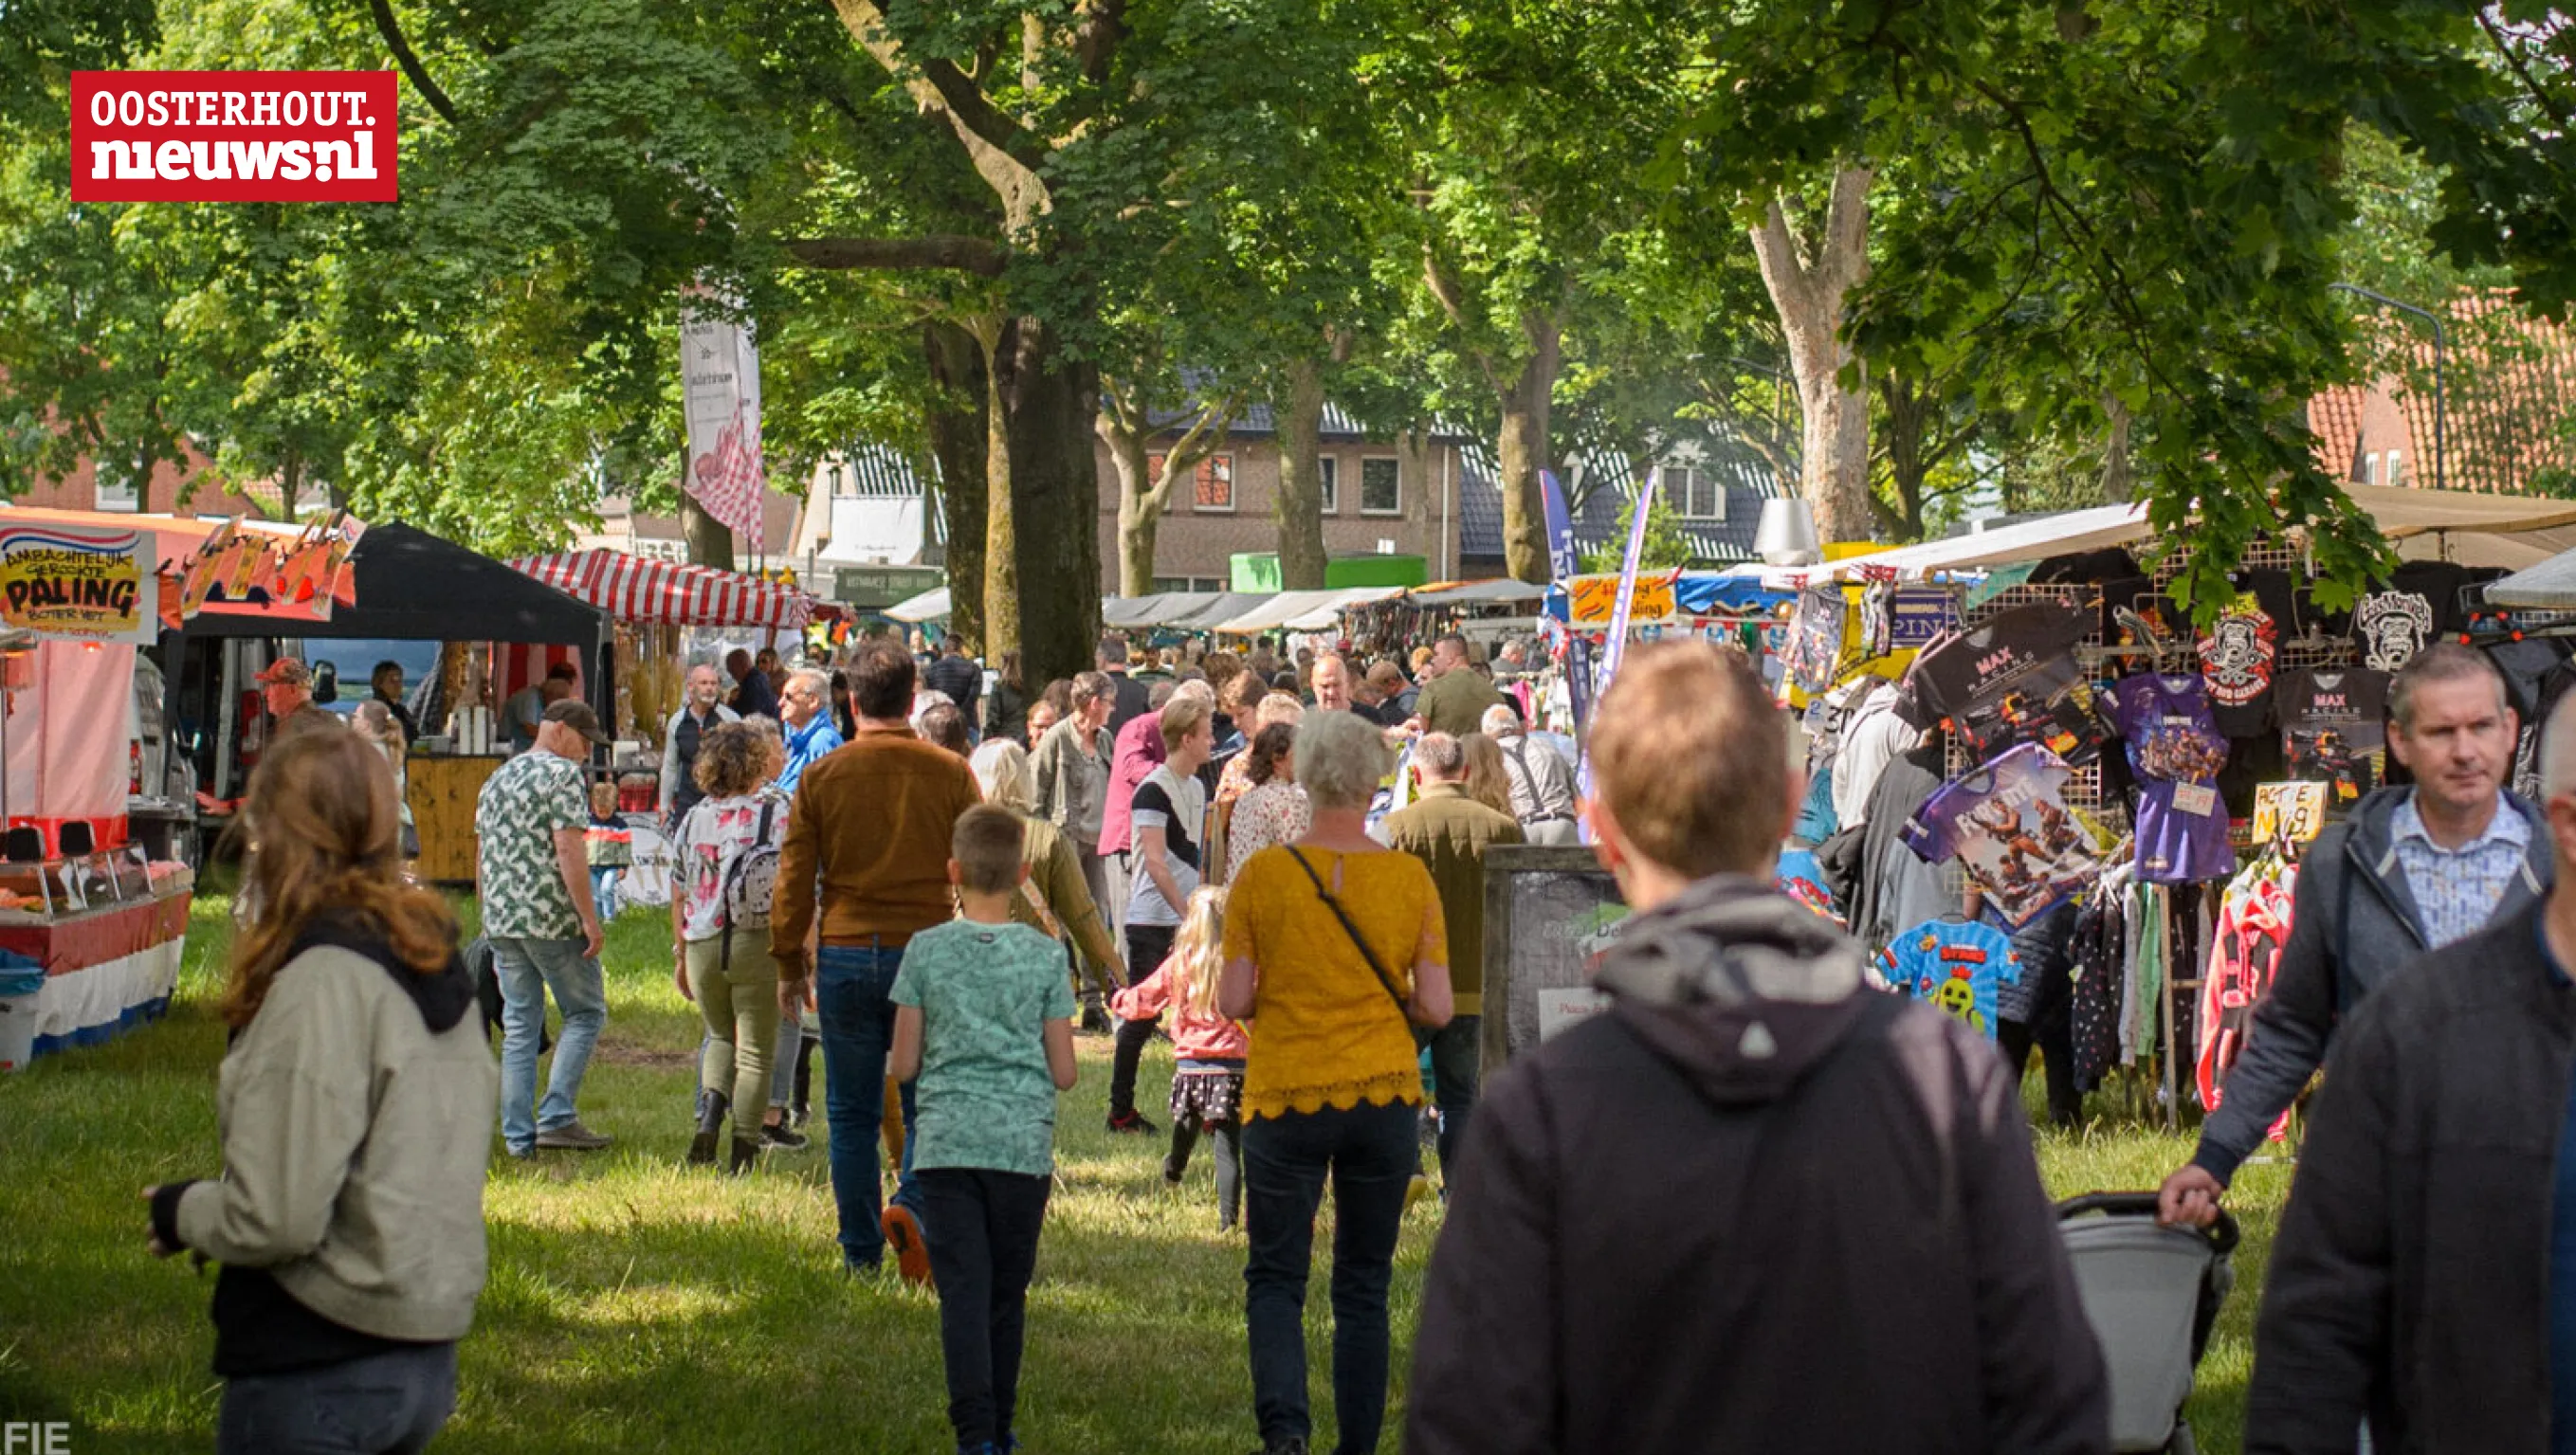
[1814,503,2151,582]
[885,586,950,622]
[1410,578,1549,607]
[1208,587,1406,633]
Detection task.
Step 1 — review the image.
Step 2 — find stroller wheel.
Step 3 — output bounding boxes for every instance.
[2165,1422,2197,1455]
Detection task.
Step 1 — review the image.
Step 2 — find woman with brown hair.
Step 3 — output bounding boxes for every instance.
[143,728,496,1455]
[1459,733,1518,820]
[984,648,1033,745]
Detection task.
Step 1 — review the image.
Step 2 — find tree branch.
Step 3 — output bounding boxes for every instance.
[369,0,463,128]
[779,235,1011,276]
[1073,0,1128,85]
[832,0,1050,175]
[1422,246,1505,393]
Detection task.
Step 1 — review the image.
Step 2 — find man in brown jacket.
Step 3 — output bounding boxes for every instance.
[773,639,981,1279]
[1381,732,1523,1180]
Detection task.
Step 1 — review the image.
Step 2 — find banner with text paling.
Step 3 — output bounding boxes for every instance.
[0,524,155,645]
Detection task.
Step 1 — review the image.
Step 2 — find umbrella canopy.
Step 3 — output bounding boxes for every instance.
[886,585,951,623]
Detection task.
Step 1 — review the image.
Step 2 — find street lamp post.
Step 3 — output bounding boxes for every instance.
[2330,282,2446,494]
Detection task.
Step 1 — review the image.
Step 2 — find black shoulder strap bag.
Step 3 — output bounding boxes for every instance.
[1285,848,1416,1021]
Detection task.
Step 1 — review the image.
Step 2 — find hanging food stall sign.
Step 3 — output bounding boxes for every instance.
[179,513,363,624]
[0,523,155,645]
[1563,571,1677,627]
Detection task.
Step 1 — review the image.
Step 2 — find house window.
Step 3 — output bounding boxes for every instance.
[93,457,139,512]
[2362,453,2382,486]
[1361,457,1400,515]
[1317,457,1339,515]
[1195,453,1235,512]
[1663,465,1723,519]
[2386,449,2405,487]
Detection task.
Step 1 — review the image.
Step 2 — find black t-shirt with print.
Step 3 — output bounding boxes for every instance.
[1909,599,2101,765]
[1129,773,1201,872]
[2195,570,2297,738]
[2277,666,2390,809]
[2354,562,2476,673]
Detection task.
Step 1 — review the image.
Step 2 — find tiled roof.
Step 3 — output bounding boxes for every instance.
[1455,431,1785,566]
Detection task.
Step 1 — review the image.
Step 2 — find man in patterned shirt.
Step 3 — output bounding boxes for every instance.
[2160,643,2552,1228]
[480,699,614,1156]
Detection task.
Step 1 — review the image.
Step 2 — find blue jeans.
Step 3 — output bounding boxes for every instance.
[493,935,607,1154]
[1425,1014,1481,1178]
[1243,1100,1416,1455]
[816,939,921,1268]
[590,866,622,920]
[920,1167,1051,1448]
[218,1342,458,1454]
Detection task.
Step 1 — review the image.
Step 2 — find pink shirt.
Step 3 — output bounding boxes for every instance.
[1100,710,1166,854]
[1111,953,1251,1062]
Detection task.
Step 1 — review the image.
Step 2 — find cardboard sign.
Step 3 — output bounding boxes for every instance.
[0,523,154,644]
[1565,572,1676,627]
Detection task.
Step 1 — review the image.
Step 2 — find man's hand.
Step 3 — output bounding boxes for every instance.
[580,918,605,961]
[778,974,810,1018]
[2156,1163,2227,1228]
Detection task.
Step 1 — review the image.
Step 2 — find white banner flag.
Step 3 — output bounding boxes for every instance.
[680,295,767,539]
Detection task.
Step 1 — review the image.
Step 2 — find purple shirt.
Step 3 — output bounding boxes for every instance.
[2102,674,2234,884]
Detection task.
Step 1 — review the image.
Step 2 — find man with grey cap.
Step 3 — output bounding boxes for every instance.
[479,698,615,1155]
[256,656,340,738]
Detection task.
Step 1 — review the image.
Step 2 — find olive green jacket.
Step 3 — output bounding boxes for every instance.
[1380,784,1524,1014]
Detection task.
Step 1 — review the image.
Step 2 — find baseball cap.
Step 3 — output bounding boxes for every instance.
[542,699,612,746]
[256,657,311,687]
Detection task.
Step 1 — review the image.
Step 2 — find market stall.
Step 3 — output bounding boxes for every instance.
[0,512,247,1067]
[172,522,610,884]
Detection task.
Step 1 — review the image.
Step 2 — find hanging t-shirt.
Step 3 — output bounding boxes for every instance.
[2353,561,2475,673]
[2101,673,2236,884]
[1908,600,2101,765]
[1785,587,1849,694]
[2278,666,2390,810]
[2196,576,2293,737]
[1880,917,2021,1040]
[1902,743,2102,927]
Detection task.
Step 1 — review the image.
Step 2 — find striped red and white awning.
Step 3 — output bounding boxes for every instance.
[508,550,814,629]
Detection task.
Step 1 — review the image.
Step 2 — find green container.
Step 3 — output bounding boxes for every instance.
[1230,553,1428,591]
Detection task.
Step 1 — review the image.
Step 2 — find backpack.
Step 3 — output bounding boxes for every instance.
[720,799,781,972]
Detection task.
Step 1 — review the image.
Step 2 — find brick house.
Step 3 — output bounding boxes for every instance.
[1091,404,1476,591]
[11,445,276,518]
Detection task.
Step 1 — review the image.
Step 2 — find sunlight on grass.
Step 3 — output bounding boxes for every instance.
[3,886,2284,1453]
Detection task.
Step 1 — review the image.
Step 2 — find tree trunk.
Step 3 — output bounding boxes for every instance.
[1750,168,1875,546]
[1108,428,1160,598]
[1877,373,1930,542]
[1494,312,1560,583]
[996,317,1104,686]
[978,321,1020,658]
[2100,394,2134,503]
[678,489,734,569]
[1274,356,1328,589]
[922,320,989,655]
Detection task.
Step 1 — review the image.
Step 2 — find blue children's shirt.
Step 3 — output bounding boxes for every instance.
[1880,917,2021,1040]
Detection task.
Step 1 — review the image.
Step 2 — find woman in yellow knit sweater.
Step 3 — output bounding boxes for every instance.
[1219,708,1452,1455]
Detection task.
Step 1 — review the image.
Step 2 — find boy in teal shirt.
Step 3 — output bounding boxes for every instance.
[890,805,1080,1455]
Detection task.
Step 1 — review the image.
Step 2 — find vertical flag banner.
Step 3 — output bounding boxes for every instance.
[1540,468,1580,581]
[680,294,768,539]
[1575,473,1662,833]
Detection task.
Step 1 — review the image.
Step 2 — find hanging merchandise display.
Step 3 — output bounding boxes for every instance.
[1902,598,2101,765]
[1901,742,2103,927]
[2099,673,2235,884]
[1879,915,2021,1039]
[2197,855,2299,1140]
[1783,586,1848,695]
[2276,666,2390,809]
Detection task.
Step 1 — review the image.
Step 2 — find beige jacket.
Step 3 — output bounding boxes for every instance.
[175,945,499,1343]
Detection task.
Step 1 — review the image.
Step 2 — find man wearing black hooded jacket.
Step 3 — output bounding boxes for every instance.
[1405,640,2108,1455]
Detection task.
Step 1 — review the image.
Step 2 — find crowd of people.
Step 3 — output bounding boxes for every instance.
[137,617,2576,1455]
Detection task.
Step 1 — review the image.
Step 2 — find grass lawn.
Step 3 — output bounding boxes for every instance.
[0,884,2294,1453]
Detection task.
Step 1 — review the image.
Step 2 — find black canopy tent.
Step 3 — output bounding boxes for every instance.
[168,520,613,718]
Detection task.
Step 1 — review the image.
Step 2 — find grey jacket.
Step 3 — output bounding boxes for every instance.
[2248,900,2576,1453]
[2193,786,2551,1182]
[1032,715,1111,848]
[172,942,499,1343]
